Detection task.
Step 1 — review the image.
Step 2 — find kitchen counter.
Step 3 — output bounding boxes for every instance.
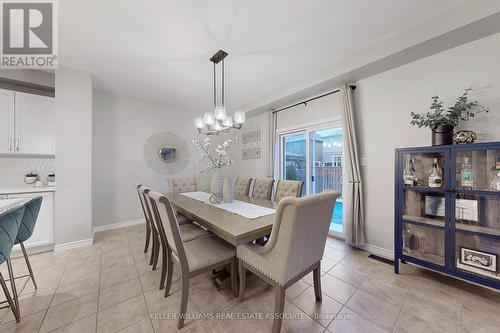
[0,198,29,214]
[0,187,56,195]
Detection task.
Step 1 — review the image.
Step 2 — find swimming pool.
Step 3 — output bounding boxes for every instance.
[330,200,343,233]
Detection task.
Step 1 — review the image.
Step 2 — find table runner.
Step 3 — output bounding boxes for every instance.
[180,191,275,219]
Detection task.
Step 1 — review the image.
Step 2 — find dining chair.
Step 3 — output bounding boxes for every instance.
[135,183,156,267]
[167,176,197,225]
[148,190,237,329]
[237,190,339,333]
[0,205,25,323]
[250,178,274,200]
[274,180,304,202]
[234,177,253,196]
[14,196,43,290]
[141,186,209,291]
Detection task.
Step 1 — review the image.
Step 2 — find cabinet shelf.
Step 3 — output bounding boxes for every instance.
[455,188,500,196]
[455,224,500,237]
[402,215,445,229]
[402,185,445,193]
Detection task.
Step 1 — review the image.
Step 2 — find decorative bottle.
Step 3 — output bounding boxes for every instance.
[489,156,500,191]
[460,157,474,189]
[404,158,417,186]
[428,158,442,188]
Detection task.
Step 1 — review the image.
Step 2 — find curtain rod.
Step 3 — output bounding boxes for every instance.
[272,85,356,114]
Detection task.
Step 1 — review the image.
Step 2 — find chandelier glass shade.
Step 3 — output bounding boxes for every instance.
[195,50,245,135]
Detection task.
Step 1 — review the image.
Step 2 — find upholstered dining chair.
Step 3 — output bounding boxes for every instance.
[274,180,304,202]
[250,178,274,200]
[167,176,197,225]
[14,196,42,290]
[148,190,237,329]
[135,183,157,267]
[234,177,253,196]
[0,205,25,322]
[141,185,209,291]
[237,190,339,333]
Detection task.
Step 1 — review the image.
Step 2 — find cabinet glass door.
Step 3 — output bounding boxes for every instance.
[400,151,448,267]
[455,149,500,191]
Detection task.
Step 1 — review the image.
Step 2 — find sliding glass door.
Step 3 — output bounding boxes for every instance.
[280,123,344,235]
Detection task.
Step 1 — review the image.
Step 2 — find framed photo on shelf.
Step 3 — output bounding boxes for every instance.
[424,196,478,221]
[459,247,499,273]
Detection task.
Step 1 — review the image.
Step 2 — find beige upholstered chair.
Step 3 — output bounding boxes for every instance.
[167,176,197,225]
[274,180,304,202]
[148,190,237,329]
[140,186,209,290]
[234,177,253,196]
[238,191,339,333]
[251,178,274,200]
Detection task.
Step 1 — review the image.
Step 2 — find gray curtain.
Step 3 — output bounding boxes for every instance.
[340,85,366,245]
[267,111,278,178]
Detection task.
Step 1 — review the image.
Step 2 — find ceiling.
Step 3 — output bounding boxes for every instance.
[60,0,464,113]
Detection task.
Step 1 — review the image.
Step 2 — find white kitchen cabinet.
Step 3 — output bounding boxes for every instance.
[0,89,15,153]
[0,88,55,155]
[5,191,55,247]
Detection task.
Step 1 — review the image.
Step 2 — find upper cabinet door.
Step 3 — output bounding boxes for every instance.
[15,92,55,155]
[0,89,15,153]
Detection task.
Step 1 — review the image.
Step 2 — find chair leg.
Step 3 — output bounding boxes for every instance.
[313,262,322,302]
[0,272,19,323]
[152,235,160,270]
[177,272,189,329]
[6,258,20,320]
[159,243,167,290]
[230,259,237,298]
[164,250,173,298]
[144,224,151,253]
[272,285,285,333]
[20,242,37,290]
[149,230,156,266]
[238,260,246,303]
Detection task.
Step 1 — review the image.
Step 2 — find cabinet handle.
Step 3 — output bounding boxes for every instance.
[8,138,12,151]
[15,138,19,151]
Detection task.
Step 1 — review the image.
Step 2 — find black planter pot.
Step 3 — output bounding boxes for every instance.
[431,125,454,146]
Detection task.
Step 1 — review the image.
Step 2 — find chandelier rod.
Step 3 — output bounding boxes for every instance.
[222,58,225,107]
[213,61,216,108]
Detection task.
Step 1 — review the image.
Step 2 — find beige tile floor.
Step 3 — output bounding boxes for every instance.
[1,224,499,333]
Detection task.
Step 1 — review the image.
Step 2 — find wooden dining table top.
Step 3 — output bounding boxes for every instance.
[164,192,276,247]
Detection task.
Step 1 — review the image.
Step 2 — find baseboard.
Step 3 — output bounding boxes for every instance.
[10,241,54,258]
[93,219,144,233]
[356,244,394,260]
[54,238,93,252]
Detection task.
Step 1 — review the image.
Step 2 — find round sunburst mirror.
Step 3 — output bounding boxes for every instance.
[143,131,190,175]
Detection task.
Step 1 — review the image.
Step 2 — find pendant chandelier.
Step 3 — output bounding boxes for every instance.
[195,50,245,135]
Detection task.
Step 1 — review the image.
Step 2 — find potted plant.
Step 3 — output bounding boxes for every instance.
[410,88,489,145]
[24,172,39,185]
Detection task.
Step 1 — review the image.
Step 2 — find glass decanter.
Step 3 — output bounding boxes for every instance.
[428,158,442,188]
[404,158,417,186]
[489,156,500,191]
[460,157,474,189]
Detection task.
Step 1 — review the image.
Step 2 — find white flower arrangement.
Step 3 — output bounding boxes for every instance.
[193,137,235,173]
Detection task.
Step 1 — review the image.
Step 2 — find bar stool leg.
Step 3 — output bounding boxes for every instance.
[20,242,37,289]
[0,272,19,322]
[6,258,20,320]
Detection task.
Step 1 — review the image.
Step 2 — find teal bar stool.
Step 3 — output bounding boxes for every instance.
[14,196,43,289]
[0,205,25,322]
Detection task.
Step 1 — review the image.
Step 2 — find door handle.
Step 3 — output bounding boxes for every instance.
[15,138,19,151]
[8,138,12,151]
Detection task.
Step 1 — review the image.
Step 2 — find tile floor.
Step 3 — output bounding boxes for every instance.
[1,224,499,333]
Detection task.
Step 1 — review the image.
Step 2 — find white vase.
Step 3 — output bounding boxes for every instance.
[223,177,234,203]
[210,168,224,200]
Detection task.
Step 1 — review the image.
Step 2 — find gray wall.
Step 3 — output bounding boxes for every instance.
[55,67,93,245]
[92,90,207,227]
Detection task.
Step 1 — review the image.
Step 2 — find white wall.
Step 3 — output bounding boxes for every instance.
[355,32,500,251]
[92,90,208,227]
[55,67,93,245]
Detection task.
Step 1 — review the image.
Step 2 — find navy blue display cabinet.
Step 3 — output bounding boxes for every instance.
[395,141,500,290]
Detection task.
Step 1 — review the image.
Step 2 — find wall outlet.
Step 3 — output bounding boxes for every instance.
[360,157,368,166]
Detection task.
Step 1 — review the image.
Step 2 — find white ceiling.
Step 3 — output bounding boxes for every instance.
[60,0,463,113]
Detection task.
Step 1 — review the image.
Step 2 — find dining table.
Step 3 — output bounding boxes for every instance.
[164,191,277,247]
[0,198,29,214]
